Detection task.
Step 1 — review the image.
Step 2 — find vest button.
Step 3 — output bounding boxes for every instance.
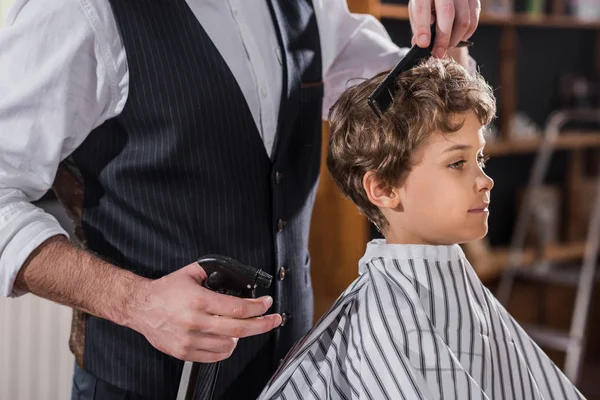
[277,219,286,232]
[280,313,289,327]
[275,171,283,184]
[278,267,288,281]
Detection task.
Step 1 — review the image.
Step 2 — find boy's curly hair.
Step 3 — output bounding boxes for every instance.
[326,57,496,231]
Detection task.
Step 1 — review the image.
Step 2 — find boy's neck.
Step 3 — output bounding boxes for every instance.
[382,229,458,246]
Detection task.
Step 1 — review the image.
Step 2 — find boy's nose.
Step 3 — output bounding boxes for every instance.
[476,172,494,192]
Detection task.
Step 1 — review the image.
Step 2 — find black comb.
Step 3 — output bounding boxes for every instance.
[367,25,473,118]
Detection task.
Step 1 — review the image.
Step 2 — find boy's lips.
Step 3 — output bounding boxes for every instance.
[468,203,490,213]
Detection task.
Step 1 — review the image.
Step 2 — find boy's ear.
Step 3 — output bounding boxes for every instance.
[363,171,402,210]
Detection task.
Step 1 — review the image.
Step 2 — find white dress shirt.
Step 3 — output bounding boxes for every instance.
[0,0,409,297]
[258,240,584,400]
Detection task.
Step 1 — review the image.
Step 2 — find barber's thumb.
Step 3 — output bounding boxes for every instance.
[177,261,208,283]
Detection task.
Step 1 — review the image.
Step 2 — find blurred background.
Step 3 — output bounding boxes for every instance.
[2,0,600,398]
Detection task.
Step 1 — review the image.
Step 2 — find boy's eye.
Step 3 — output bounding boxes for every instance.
[449,160,466,170]
[449,154,489,170]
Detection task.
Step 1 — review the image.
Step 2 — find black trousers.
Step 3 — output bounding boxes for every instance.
[71,363,150,400]
[70,332,275,400]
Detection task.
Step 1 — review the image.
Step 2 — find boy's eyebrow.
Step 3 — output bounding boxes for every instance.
[442,141,487,154]
[442,144,471,153]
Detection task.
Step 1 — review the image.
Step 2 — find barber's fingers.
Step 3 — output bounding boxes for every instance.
[201,289,274,319]
[185,349,233,363]
[203,313,282,338]
[431,0,455,57]
[172,334,240,362]
[409,0,433,48]
[180,346,236,363]
[410,0,479,57]
[448,0,472,48]
[464,0,481,40]
[192,333,239,354]
[190,332,239,354]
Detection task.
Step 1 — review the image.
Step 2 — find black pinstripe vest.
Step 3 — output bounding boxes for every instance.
[70,0,323,398]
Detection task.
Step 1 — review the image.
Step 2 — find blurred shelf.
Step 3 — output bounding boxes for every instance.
[380,4,600,29]
[481,13,600,29]
[485,131,600,156]
[476,241,586,282]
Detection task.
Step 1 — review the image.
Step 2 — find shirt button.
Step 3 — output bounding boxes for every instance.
[275,171,283,184]
[277,219,286,232]
[278,267,288,281]
[260,86,268,98]
[232,8,239,17]
[280,313,289,327]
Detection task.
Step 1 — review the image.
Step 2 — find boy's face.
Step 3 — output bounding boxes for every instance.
[382,111,493,245]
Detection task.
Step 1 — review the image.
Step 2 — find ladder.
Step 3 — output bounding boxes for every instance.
[496,109,600,385]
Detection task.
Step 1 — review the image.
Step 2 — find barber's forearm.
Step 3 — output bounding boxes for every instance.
[14,235,149,328]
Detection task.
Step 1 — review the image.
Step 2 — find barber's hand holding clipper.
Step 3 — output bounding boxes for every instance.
[125,261,281,363]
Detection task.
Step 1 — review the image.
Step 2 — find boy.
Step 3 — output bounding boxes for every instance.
[257,57,585,399]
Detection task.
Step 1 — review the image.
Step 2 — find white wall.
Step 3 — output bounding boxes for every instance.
[0,294,75,400]
[0,0,11,27]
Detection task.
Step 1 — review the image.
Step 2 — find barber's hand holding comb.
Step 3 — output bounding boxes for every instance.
[409,0,480,58]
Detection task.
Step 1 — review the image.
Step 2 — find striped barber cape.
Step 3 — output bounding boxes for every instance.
[258,240,585,400]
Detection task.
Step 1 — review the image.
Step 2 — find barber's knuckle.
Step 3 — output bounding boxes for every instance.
[214,341,227,353]
[458,16,471,30]
[180,336,193,352]
[231,304,248,318]
[440,2,455,18]
[191,296,207,310]
[232,325,247,338]
[415,3,428,16]
[181,318,194,331]
[197,318,213,333]
[182,317,200,332]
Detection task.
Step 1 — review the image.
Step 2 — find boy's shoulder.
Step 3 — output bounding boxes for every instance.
[257,274,369,398]
[258,254,442,399]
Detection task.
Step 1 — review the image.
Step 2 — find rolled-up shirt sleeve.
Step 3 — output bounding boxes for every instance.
[0,0,126,297]
[314,0,409,119]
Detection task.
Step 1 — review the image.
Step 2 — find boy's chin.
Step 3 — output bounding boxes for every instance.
[465,226,489,242]
[451,225,489,244]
